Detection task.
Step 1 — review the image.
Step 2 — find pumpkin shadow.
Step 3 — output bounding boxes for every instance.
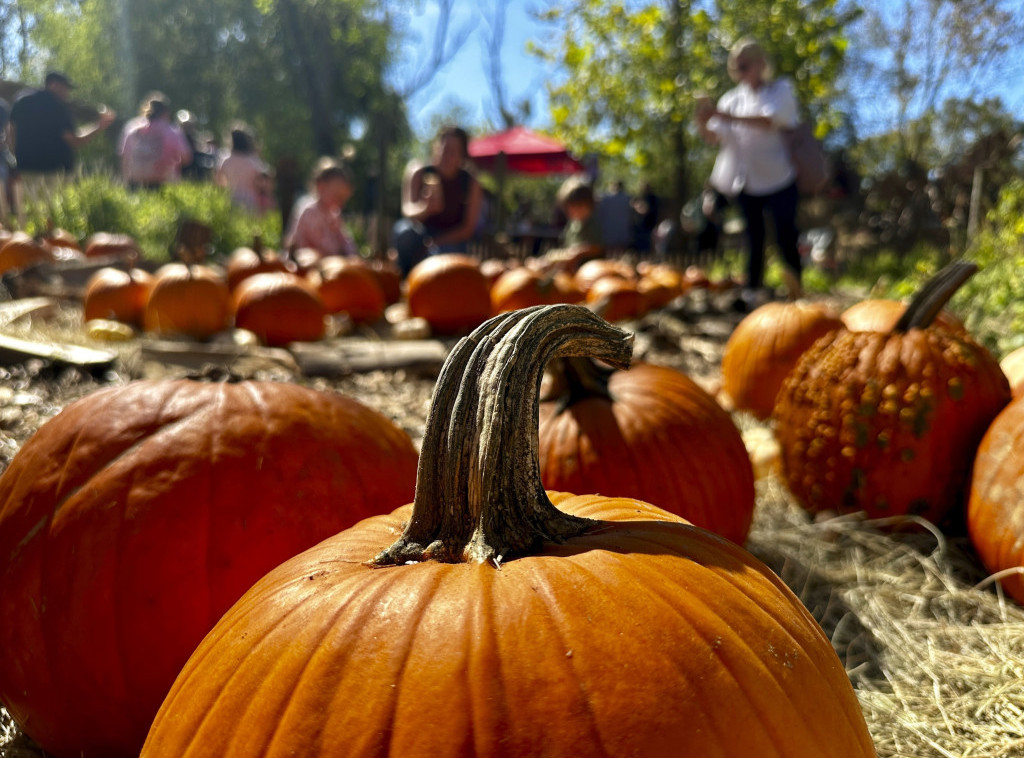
[747,541,885,682]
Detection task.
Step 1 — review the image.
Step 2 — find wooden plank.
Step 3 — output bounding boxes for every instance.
[0,332,116,369]
[139,340,301,374]
[289,339,451,377]
[0,298,59,327]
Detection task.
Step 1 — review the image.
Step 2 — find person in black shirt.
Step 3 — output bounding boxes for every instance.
[8,72,116,224]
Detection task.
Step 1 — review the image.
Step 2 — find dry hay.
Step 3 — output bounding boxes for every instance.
[748,476,1024,758]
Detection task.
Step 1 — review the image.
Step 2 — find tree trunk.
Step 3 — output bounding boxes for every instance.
[277,0,336,156]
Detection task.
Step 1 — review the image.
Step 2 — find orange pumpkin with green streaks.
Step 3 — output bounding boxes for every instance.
[142,305,876,758]
[774,262,1010,522]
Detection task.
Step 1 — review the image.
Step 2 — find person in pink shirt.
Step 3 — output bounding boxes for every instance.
[283,157,357,258]
[216,123,272,214]
[118,93,193,190]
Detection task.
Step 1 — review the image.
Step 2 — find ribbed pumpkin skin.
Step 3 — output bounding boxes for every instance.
[407,254,491,334]
[0,380,419,758]
[538,363,755,543]
[968,396,1024,604]
[142,495,875,758]
[82,267,154,327]
[313,257,386,324]
[721,301,844,420]
[232,272,326,346]
[774,327,1010,521]
[841,299,965,335]
[143,263,231,338]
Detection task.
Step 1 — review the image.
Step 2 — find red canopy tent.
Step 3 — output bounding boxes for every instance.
[468,126,584,175]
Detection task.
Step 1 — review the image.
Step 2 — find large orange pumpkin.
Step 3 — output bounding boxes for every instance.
[311,256,386,324]
[774,262,1010,523]
[406,253,491,334]
[232,271,326,346]
[721,301,844,419]
[143,262,231,338]
[968,395,1024,604]
[0,379,419,758]
[82,266,155,327]
[585,274,643,322]
[538,357,755,543]
[141,305,875,758]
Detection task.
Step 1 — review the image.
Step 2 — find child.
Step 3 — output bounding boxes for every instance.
[555,175,604,265]
[284,157,357,257]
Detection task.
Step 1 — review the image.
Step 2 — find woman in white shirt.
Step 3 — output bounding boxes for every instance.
[216,124,272,214]
[697,38,802,307]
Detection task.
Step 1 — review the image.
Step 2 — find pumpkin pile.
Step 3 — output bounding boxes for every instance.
[140,305,876,757]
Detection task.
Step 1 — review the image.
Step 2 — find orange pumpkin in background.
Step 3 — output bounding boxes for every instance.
[721,301,844,419]
[232,271,326,346]
[585,275,643,322]
[367,258,403,305]
[539,357,755,544]
[490,266,558,313]
[0,232,54,275]
[225,241,290,291]
[141,305,875,758]
[406,253,491,334]
[83,232,141,259]
[841,297,966,335]
[143,263,231,339]
[774,262,1010,524]
[0,379,419,758]
[311,256,386,324]
[82,266,155,327]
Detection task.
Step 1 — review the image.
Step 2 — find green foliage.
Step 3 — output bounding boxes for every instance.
[22,175,281,263]
[535,0,857,203]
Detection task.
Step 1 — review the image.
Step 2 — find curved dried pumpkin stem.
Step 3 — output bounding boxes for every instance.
[374,304,634,566]
[893,260,977,333]
[542,357,615,414]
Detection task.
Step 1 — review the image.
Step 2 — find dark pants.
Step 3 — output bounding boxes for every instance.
[737,181,800,290]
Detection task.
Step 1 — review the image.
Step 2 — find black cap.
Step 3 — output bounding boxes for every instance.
[45,72,74,89]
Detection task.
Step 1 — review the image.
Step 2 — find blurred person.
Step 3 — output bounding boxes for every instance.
[178,110,216,181]
[216,123,271,214]
[283,156,357,258]
[631,181,660,254]
[596,179,633,252]
[392,125,483,276]
[118,92,192,190]
[554,175,604,266]
[696,37,802,310]
[8,71,116,225]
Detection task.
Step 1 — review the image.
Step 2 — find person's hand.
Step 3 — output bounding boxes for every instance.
[97,106,117,129]
[695,95,714,122]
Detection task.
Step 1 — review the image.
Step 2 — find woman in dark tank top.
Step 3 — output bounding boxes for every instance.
[392,125,483,276]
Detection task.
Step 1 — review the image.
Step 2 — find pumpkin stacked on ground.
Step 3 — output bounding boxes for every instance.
[721,301,844,419]
[773,262,1010,523]
[83,232,140,259]
[312,256,387,325]
[538,357,755,543]
[968,395,1024,604]
[0,379,419,758]
[232,271,326,346]
[144,262,232,339]
[406,253,491,334]
[224,241,290,291]
[0,232,54,276]
[141,305,876,758]
[82,266,155,328]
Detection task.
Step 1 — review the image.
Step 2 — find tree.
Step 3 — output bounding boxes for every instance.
[848,0,1024,168]
[534,0,857,212]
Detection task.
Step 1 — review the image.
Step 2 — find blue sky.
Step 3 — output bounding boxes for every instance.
[390,0,1024,142]
[388,1,559,137]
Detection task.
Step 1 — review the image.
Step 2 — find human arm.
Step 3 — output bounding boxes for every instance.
[400,161,443,220]
[431,173,483,246]
[62,108,117,150]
